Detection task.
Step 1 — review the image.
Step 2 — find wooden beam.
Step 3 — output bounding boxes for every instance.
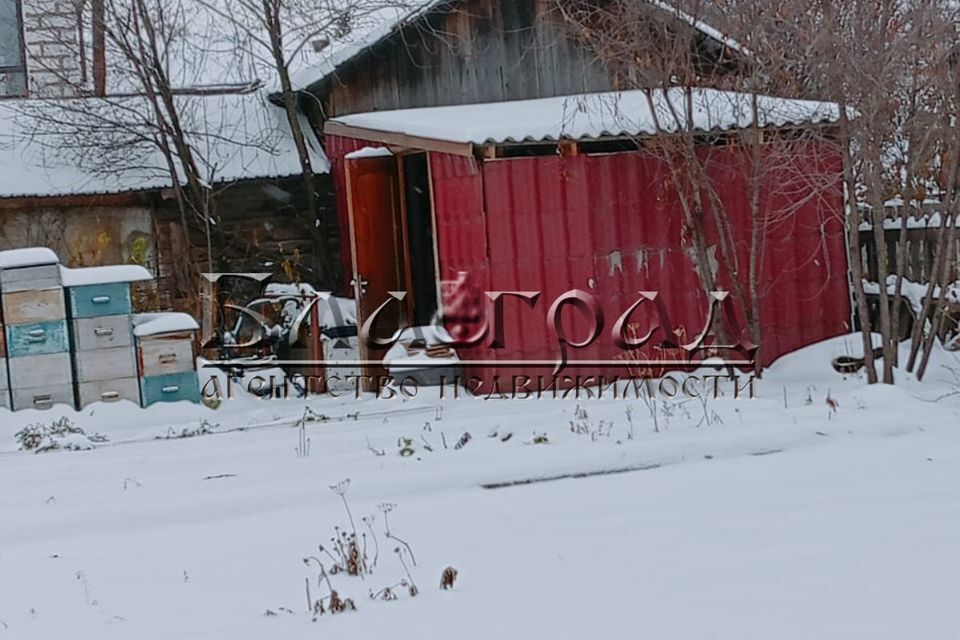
[324,121,475,157]
[558,140,579,157]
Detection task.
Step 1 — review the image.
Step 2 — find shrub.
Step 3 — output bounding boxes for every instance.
[15,418,107,453]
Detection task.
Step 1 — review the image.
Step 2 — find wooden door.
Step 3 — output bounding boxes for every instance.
[345,155,406,388]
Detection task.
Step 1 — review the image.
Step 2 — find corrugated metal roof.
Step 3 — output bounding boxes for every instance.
[326,88,840,146]
[0,91,329,200]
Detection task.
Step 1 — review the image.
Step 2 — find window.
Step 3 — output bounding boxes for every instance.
[0,0,26,97]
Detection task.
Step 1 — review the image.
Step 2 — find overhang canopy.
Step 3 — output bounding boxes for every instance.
[324,88,840,156]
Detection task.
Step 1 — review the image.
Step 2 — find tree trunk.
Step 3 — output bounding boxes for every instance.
[269,10,341,290]
[839,104,878,384]
[862,138,895,383]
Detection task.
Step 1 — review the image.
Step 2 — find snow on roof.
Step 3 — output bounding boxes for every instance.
[289,2,438,91]
[0,91,329,200]
[60,264,154,287]
[344,146,394,159]
[133,312,201,337]
[647,0,747,56]
[0,247,59,269]
[291,0,744,91]
[327,88,840,145]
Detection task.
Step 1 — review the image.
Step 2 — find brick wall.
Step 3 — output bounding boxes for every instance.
[20,0,83,97]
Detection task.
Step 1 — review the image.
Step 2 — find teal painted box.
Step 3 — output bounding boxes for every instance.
[6,320,70,357]
[140,370,200,407]
[68,282,132,319]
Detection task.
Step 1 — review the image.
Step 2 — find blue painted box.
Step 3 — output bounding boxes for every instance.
[5,320,70,357]
[68,282,133,319]
[140,370,200,407]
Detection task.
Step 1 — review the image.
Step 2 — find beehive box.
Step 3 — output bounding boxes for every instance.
[62,265,152,408]
[133,313,201,407]
[0,327,10,410]
[0,249,73,411]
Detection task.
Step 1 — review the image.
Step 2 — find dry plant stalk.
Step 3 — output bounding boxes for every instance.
[440,566,458,590]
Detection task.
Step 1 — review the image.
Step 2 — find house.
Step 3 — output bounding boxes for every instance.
[1,0,82,99]
[288,0,852,387]
[0,93,339,311]
[0,0,342,313]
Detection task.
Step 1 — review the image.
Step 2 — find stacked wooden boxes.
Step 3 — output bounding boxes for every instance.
[0,248,204,412]
[0,249,74,411]
[0,311,8,410]
[0,254,14,411]
[63,265,152,408]
[133,313,202,407]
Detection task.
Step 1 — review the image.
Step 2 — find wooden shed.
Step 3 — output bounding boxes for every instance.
[321,89,851,386]
[292,0,852,386]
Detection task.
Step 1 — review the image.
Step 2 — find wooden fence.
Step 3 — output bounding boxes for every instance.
[858,226,960,284]
[858,224,960,342]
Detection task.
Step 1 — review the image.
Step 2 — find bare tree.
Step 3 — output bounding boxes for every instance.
[195,0,416,288]
[557,0,960,384]
[555,0,843,372]
[9,0,294,306]
[758,0,959,383]
[905,19,960,379]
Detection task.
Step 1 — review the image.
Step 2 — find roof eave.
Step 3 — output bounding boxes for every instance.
[324,120,475,156]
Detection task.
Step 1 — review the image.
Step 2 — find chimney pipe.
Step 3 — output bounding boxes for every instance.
[92,0,106,96]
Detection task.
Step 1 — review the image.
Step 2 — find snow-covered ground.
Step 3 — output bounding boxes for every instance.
[0,335,958,638]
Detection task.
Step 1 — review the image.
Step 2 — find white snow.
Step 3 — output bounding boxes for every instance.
[384,351,460,369]
[0,247,59,269]
[132,312,201,337]
[0,334,958,638]
[262,282,322,299]
[59,265,153,287]
[394,324,454,346]
[383,325,459,368]
[884,196,942,208]
[344,146,394,159]
[0,91,329,199]
[858,213,959,231]
[326,88,840,145]
[260,283,357,328]
[289,2,442,91]
[322,297,358,329]
[647,0,748,55]
[862,276,960,316]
